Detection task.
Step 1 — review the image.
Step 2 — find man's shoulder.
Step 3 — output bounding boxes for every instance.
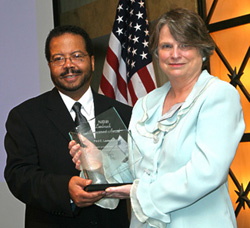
[10,89,54,112]
[92,91,132,127]
[93,91,132,110]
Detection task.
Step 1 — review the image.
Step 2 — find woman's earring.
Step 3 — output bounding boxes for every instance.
[202,57,206,62]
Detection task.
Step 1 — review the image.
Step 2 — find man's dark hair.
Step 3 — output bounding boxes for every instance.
[45,25,94,62]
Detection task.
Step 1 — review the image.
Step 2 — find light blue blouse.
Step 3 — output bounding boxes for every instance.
[128,70,245,228]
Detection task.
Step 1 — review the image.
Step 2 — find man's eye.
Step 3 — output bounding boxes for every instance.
[53,56,64,61]
[72,53,83,59]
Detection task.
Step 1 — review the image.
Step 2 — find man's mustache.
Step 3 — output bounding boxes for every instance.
[60,68,83,77]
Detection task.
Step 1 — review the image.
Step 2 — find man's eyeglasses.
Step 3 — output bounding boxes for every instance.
[50,52,89,66]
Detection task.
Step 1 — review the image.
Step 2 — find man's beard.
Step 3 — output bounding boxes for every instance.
[52,66,92,92]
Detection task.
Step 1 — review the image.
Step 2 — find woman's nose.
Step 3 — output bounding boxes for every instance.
[171,46,181,58]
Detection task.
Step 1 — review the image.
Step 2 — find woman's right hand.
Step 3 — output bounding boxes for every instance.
[69,140,82,171]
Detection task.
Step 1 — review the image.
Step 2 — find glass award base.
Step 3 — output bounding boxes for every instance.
[84,183,132,192]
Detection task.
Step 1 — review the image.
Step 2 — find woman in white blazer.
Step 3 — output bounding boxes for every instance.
[70,8,245,228]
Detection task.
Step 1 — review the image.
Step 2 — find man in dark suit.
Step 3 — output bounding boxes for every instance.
[4,25,131,228]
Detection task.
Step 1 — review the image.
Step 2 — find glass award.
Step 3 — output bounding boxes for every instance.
[69,107,141,191]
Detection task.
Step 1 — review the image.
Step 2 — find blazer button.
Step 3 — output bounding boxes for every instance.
[90,220,98,227]
[153,134,159,143]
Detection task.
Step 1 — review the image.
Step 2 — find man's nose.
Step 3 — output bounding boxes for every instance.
[63,57,75,67]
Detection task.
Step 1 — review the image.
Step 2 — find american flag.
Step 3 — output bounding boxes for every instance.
[98,0,157,106]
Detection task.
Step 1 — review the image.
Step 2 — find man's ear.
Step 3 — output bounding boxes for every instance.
[91,55,95,71]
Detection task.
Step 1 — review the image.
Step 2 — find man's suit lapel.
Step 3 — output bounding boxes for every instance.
[92,90,114,116]
[45,88,75,141]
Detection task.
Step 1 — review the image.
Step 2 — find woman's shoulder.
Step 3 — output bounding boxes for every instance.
[208,76,239,97]
[200,70,239,97]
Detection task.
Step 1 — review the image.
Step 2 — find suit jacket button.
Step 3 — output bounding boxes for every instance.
[90,220,98,226]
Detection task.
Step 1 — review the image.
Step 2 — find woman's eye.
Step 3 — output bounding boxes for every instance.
[159,44,172,49]
[179,44,190,50]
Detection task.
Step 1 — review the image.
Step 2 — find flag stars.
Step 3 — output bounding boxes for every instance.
[116,27,123,35]
[134,23,141,31]
[142,39,149,47]
[101,0,156,106]
[133,35,139,43]
[116,16,123,24]
[132,48,137,56]
[131,61,136,68]
[139,0,145,7]
[140,51,148,59]
[136,11,143,19]
[117,4,123,12]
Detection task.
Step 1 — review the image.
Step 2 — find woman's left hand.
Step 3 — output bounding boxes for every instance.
[105,184,132,199]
